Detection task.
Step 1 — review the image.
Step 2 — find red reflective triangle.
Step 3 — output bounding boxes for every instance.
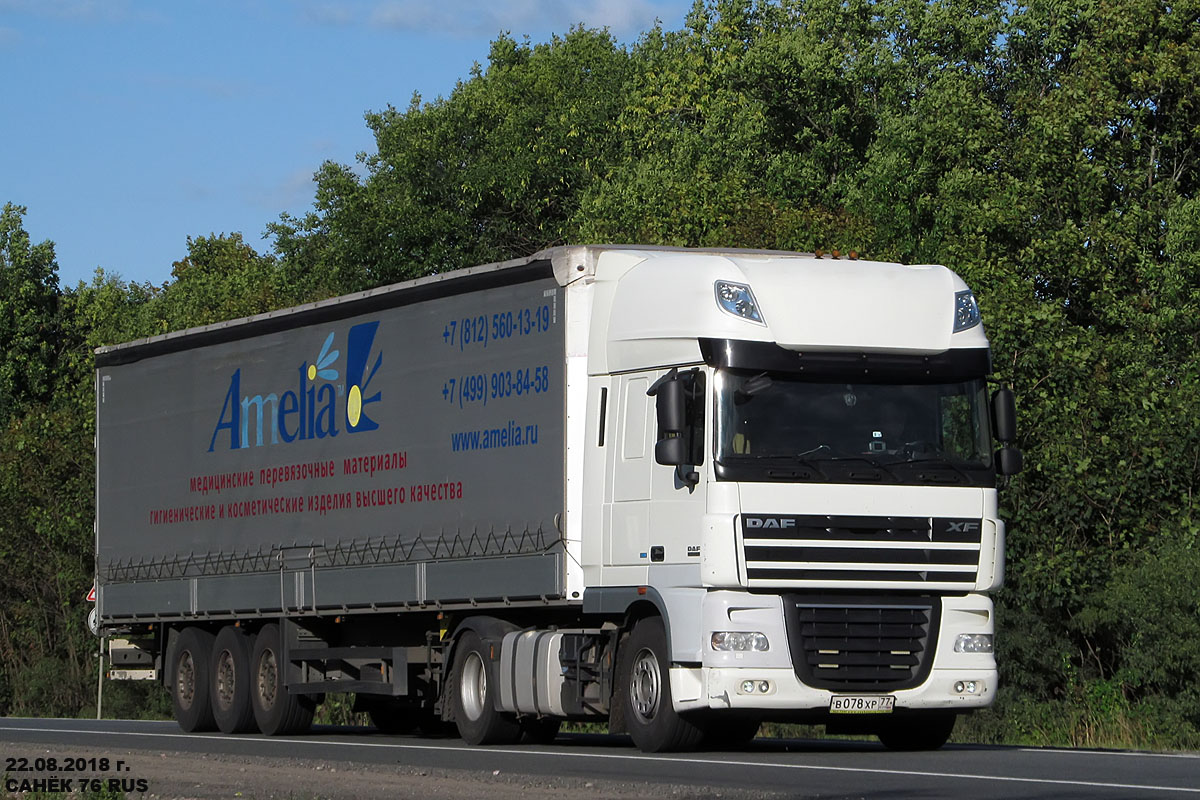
[86,585,96,603]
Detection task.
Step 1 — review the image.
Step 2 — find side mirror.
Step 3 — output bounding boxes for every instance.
[655,436,688,467]
[650,373,687,466]
[647,369,701,488]
[991,386,1017,443]
[655,378,686,435]
[996,445,1023,476]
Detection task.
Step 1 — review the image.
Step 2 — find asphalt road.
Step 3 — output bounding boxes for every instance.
[1,718,1197,799]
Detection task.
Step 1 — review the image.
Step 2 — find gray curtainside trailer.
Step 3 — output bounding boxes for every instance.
[97,259,567,620]
[95,246,1018,752]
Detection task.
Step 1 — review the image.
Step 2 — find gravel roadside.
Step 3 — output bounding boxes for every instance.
[2,744,791,800]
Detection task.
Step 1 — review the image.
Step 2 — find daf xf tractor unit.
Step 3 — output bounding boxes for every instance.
[94,245,1020,752]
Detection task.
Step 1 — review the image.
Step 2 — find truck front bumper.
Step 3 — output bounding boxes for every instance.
[670,589,998,714]
[672,664,996,712]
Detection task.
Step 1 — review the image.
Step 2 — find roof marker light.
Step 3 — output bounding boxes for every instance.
[715,281,765,325]
[954,290,981,332]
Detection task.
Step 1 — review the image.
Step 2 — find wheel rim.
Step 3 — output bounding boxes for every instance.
[176,650,195,710]
[629,646,661,723]
[460,651,487,721]
[215,649,236,711]
[257,649,278,709]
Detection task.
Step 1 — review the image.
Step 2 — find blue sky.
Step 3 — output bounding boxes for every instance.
[1,0,693,288]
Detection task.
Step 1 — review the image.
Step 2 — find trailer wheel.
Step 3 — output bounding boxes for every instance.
[449,631,521,745]
[250,623,314,736]
[171,627,217,732]
[617,617,704,753]
[211,626,258,734]
[876,713,956,751]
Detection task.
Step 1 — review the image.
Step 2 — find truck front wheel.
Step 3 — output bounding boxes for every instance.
[449,631,521,745]
[249,623,314,735]
[211,626,257,734]
[171,627,217,732]
[617,617,704,753]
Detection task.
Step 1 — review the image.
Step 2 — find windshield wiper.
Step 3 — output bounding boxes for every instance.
[798,455,899,482]
[882,456,973,484]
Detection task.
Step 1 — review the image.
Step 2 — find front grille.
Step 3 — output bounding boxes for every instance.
[741,515,982,589]
[785,594,939,691]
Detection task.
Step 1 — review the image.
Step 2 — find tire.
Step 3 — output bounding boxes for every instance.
[617,617,704,753]
[170,627,217,732]
[520,717,562,744]
[249,623,314,735]
[211,626,258,734]
[449,631,521,745]
[876,713,956,751]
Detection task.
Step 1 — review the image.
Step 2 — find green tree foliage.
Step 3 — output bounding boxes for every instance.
[0,204,60,425]
[580,0,882,248]
[0,403,95,716]
[0,206,90,716]
[149,233,283,330]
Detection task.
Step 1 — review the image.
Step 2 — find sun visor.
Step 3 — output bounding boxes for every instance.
[733,258,960,354]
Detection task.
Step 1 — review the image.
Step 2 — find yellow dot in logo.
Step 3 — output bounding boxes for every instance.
[307,364,317,382]
[347,385,362,428]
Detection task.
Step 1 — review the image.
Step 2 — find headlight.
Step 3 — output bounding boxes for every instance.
[711,631,770,652]
[954,633,993,653]
[715,281,765,325]
[953,290,981,332]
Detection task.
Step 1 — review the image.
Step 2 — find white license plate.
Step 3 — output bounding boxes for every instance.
[829,695,895,714]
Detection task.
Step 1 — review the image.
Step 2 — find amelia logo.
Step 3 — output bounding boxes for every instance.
[208,321,383,452]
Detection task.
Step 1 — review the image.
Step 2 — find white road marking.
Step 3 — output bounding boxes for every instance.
[1,722,1196,795]
[1020,747,1200,760]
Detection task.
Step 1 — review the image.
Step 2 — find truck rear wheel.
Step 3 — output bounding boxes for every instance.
[449,631,521,745]
[876,713,956,751]
[211,626,257,734]
[171,627,217,732]
[617,617,704,753]
[249,623,314,735]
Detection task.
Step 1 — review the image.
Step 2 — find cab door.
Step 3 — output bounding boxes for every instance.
[606,374,654,578]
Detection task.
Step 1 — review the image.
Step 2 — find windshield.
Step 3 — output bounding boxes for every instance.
[714,370,994,486]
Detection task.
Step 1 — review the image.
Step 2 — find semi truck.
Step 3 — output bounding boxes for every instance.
[93,245,1020,752]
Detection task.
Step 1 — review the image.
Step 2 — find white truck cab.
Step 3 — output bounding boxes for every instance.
[563,246,1018,750]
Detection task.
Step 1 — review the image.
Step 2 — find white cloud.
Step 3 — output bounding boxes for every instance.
[299,1,357,27]
[247,168,319,213]
[367,0,671,39]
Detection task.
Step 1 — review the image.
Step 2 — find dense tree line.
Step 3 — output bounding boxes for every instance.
[2,0,1197,746]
